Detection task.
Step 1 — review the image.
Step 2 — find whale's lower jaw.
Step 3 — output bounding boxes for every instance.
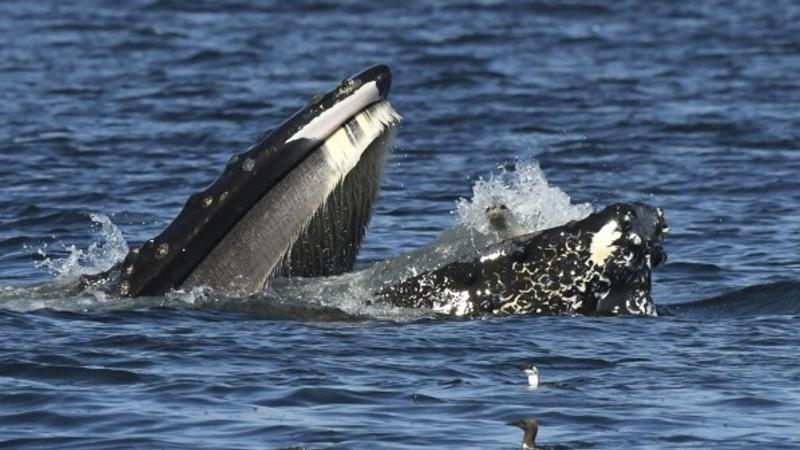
[182,102,399,294]
[95,65,399,298]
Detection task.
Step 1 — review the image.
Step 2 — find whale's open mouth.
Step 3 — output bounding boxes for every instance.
[106,65,401,297]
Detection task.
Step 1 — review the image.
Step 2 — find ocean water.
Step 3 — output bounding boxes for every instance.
[1,1,800,448]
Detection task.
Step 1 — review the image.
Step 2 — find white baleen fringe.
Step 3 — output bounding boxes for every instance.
[276,100,400,278]
[320,100,401,178]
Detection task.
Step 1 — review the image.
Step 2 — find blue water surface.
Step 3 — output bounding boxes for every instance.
[1,1,799,448]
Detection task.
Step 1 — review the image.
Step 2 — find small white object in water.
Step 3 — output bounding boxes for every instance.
[520,362,539,389]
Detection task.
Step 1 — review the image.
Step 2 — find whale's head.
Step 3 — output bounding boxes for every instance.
[582,202,669,315]
[107,65,401,297]
[586,202,669,269]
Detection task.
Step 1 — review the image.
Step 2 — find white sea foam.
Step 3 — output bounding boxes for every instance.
[455,160,592,237]
[364,160,592,296]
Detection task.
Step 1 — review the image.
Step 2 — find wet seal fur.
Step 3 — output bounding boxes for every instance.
[376,203,668,317]
[485,203,525,242]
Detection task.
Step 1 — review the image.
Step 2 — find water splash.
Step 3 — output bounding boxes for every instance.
[1,214,128,312]
[5,162,593,320]
[266,272,436,322]
[455,160,592,237]
[165,286,211,307]
[35,213,129,284]
[364,160,593,293]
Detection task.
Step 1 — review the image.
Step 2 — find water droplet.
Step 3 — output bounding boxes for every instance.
[118,281,129,295]
[124,265,133,275]
[201,196,213,208]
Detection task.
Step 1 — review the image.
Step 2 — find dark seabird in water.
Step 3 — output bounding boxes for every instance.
[507,417,539,450]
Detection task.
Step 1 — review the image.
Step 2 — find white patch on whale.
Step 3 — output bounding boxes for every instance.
[589,220,621,266]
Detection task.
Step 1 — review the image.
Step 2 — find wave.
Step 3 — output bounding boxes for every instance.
[660,280,800,318]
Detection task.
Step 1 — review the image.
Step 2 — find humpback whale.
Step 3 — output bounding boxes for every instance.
[375,203,668,317]
[80,64,669,317]
[85,65,400,297]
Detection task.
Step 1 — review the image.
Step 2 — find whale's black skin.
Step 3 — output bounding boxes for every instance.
[84,65,398,297]
[375,203,668,317]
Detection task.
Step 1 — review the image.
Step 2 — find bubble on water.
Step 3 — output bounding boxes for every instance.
[455,160,592,236]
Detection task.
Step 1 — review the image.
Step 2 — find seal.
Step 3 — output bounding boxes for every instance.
[375,203,668,317]
[485,203,525,241]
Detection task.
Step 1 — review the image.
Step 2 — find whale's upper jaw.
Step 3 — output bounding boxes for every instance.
[108,65,398,298]
[272,64,392,145]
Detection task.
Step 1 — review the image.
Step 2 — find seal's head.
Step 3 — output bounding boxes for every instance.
[485,204,511,231]
[484,202,525,241]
